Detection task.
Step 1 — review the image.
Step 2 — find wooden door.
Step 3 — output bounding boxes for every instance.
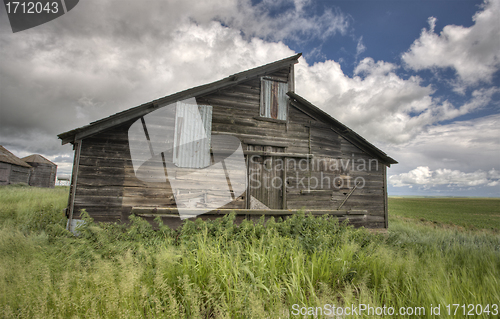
[248,145,284,209]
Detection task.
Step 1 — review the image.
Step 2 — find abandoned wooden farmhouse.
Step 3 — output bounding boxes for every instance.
[58,54,397,231]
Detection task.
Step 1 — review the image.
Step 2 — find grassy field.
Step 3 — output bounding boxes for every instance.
[389,197,500,232]
[0,184,68,232]
[0,185,499,318]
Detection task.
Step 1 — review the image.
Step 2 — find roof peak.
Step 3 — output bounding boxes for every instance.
[59,53,302,144]
[0,145,32,168]
[22,154,56,165]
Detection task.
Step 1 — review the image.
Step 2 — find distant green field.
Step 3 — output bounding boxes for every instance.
[389,197,500,231]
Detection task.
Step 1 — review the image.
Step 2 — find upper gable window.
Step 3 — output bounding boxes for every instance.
[260,77,288,121]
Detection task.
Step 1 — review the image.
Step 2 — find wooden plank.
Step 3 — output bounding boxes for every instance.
[77,148,129,159]
[288,108,314,124]
[122,186,173,198]
[76,186,123,197]
[201,96,260,109]
[262,75,288,83]
[383,165,388,228]
[212,131,308,144]
[282,163,287,209]
[269,67,290,76]
[78,165,126,176]
[285,178,384,188]
[131,207,368,216]
[81,141,130,152]
[67,140,82,231]
[79,156,127,168]
[337,181,361,209]
[211,124,294,138]
[311,135,341,147]
[122,197,176,206]
[244,150,312,158]
[213,116,289,131]
[311,140,342,152]
[290,100,320,121]
[210,84,259,96]
[328,194,384,202]
[242,139,290,148]
[210,90,260,102]
[253,116,287,124]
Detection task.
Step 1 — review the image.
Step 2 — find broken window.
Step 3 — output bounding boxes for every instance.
[260,78,288,121]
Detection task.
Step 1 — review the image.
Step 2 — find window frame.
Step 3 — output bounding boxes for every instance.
[259,76,289,122]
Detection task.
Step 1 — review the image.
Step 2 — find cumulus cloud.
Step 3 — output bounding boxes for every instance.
[5,0,343,156]
[402,0,500,91]
[217,0,349,42]
[1,0,498,181]
[386,113,500,194]
[0,0,351,175]
[295,57,498,144]
[389,166,500,188]
[385,113,500,174]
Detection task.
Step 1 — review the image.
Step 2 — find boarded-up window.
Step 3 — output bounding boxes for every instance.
[173,103,213,168]
[260,78,288,120]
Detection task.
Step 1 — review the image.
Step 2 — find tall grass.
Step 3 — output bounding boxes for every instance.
[1,186,499,318]
[0,185,68,233]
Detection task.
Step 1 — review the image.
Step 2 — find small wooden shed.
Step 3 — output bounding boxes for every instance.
[22,154,57,188]
[59,54,397,231]
[0,145,32,185]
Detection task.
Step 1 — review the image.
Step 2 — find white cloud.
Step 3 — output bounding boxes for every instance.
[295,57,498,145]
[216,0,349,41]
[389,166,500,188]
[386,113,500,193]
[2,0,495,157]
[0,0,498,189]
[355,36,366,59]
[385,113,500,173]
[0,0,348,157]
[402,0,500,91]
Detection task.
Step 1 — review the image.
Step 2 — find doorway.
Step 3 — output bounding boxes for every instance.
[247,145,284,209]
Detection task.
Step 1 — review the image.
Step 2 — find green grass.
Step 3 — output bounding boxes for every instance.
[0,186,499,318]
[389,197,500,231]
[0,184,68,233]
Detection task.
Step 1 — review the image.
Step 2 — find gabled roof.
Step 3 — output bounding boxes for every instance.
[58,53,302,144]
[57,53,396,166]
[0,145,32,168]
[287,92,397,165]
[22,154,56,166]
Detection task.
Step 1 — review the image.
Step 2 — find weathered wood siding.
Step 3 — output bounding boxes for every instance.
[285,128,385,228]
[0,162,10,185]
[71,65,388,228]
[26,162,57,188]
[72,124,130,222]
[0,162,31,185]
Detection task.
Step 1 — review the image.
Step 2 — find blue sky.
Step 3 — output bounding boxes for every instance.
[304,1,483,67]
[0,0,499,196]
